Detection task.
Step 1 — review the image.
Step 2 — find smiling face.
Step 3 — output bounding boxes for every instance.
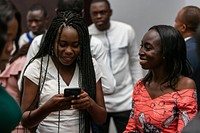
[0,17,18,71]
[90,1,112,31]
[139,29,163,70]
[53,26,80,66]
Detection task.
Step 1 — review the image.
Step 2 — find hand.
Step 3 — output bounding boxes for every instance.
[70,90,92,110]
[44,94,75,112]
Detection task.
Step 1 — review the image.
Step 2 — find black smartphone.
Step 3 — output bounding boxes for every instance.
[64,88,81,97]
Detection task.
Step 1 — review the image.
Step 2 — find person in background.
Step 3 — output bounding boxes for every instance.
[89,0,144,132]
[10,3,48,63]
[0,2,48,133]
[0,0,22,132]
[19,3,48,48]
[0,3,48,108]
[174,5,200,110]
[181,23,200,133]
[124,25,197,133]
[21,10,107,133]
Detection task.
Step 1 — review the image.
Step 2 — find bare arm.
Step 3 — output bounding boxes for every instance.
[21,77,74,128]
[71,79,107,124]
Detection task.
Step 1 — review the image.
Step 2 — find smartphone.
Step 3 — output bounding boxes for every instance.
[64,88,81,97]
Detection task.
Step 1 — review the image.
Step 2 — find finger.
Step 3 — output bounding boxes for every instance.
[59,101,72,110]
[73,102,90,109]
[71,99,90,109]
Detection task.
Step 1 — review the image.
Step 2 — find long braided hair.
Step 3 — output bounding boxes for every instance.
[25,10,96,133]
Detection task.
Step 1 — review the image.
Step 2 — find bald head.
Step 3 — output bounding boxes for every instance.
[175,6,200,37]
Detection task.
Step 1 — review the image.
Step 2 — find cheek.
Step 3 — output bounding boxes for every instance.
[38,22,45,28]
[146,51,162,63]
[75,48,80,55]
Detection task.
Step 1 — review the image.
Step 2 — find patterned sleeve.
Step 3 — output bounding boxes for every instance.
[123,82,139,133]
[177,89,198,132]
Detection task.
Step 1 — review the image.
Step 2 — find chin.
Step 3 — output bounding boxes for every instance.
[140,64,148,70]
[62,62,73,66]
[96,25,105,31]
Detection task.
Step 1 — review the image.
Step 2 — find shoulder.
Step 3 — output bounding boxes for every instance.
[88,23,98,34]
[186,36,196,43]
[112,20,134,29]
[19,31,34,41]
[90,36,104,51]
[29,34,44,51]
[176,76,196,90]
[90,36,102,44]
[19,32,27,38]
[18,32,28,45]
[32,34,43,44]
[111,20,135,37]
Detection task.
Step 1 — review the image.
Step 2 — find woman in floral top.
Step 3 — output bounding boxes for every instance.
[124,25,197,133]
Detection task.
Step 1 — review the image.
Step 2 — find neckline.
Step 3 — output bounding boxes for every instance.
[139,81,193,100]
[49,56,79,87]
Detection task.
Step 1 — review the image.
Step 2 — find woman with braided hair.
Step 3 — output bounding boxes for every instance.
[20,10,106,133]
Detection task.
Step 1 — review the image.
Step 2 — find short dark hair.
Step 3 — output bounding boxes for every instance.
[29,3,48,18]
[57,0,84,14]
[91,0,111,9]
[181,6,200,32]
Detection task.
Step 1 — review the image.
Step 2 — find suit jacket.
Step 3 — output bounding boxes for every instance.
[186,37,200,109]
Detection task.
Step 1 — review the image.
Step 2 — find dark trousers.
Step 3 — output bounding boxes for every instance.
[92,110,131,133]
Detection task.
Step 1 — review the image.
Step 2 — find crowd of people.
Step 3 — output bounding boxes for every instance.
[0,0,200,133]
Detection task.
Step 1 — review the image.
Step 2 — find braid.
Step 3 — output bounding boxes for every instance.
[66,11,96,133]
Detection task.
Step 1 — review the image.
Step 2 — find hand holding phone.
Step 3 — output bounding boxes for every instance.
[64,88,81,98]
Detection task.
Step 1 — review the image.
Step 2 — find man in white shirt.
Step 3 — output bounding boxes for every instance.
[89,0,144,132]
[10,3,48,63]
[18,3,48,48]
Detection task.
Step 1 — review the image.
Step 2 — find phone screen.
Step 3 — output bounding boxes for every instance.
[64,88,81,97]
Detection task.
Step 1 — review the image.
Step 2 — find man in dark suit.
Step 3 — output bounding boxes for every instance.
[174,5,200,110]
[181,13,200,133]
